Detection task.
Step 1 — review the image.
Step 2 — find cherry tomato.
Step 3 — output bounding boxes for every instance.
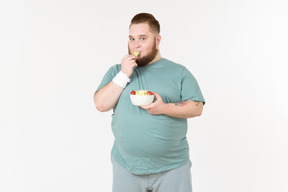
[147,91,153,95]
[130,90,136,95]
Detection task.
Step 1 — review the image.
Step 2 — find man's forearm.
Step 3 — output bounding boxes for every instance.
[94,81,124,112]
[163,100,203,118]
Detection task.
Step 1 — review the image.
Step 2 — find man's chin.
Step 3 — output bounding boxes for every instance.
[136,57,151,67]
[136,51,158,67]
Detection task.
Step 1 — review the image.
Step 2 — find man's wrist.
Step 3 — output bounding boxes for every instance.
[112,71,130,88]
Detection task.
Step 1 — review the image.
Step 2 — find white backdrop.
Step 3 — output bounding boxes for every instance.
[1,0,288,192]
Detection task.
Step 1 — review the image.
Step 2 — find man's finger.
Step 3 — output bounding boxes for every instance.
[153,92,162,101]
[128,60,137,65]
[121,54,130,63]
[130,55,137,60]
[140,103,153,110]
[139,105,149,110]
[122,55,136,64]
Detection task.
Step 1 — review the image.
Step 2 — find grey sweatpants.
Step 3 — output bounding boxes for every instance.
[112,158,192,192]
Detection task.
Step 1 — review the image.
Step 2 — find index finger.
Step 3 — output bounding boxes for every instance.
[129,55,137,60]
[121,54,130,63]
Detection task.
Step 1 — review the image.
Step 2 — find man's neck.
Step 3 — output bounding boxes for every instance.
[148,52,162,65]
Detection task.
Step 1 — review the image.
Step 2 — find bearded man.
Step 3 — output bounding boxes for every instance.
[94,13,205,192]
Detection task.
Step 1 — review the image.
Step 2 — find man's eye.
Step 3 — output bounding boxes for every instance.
[130,38,135,41]
[141,38,146,41]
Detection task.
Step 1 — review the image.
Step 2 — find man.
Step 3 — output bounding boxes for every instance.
[94,13,205,192]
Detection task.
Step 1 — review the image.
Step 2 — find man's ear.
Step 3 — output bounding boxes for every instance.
[156,35,161,47]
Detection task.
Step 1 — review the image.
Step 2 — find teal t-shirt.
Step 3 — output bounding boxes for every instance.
[96,58,205,175]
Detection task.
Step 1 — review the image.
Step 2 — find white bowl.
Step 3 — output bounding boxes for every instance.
[130,95,154,106]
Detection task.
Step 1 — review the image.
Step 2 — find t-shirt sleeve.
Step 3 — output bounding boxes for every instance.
[180,67,205,104]
[95,65,120,92]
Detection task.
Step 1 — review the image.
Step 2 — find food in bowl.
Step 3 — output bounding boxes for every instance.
[130,90,154,106]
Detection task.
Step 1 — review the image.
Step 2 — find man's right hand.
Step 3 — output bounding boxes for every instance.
[121,54,138,77]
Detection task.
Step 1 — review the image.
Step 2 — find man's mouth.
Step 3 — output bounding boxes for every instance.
[133,51,140,57]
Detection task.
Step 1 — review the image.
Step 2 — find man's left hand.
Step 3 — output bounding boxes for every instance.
[140,92,167,115]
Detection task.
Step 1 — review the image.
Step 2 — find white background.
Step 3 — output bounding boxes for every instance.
[1,0,288,192]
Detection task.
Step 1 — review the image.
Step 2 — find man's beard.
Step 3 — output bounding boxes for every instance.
[128,42,158,67]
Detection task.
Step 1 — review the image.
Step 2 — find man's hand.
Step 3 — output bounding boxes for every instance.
[140,92,167,115]
[140,92,204,118]
[121,54,138,77]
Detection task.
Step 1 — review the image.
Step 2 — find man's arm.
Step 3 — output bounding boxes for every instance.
[140,92,204,118]
[94,81,124,112]
[163,100,203,118]
[94,54,137,112]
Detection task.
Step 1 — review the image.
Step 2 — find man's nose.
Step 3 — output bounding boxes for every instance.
[134,40,140,48]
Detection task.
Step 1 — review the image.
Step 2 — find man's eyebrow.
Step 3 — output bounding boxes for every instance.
[129,34,148,38]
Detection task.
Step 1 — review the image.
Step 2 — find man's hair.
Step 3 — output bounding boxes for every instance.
[130,13,160,35]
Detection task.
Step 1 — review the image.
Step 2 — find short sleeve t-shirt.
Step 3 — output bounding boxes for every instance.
[96,58,205,175]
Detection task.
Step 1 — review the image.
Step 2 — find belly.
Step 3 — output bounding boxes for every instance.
[112,113,188,158]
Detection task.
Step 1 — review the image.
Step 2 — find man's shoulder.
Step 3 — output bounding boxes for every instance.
[161,58,187,71]
[106,64,121,73]
[111,63,122,69]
